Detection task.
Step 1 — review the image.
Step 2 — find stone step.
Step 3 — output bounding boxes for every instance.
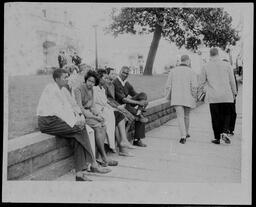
[20,156,75,180]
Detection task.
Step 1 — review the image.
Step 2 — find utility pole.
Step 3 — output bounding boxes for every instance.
[92,25,98,70]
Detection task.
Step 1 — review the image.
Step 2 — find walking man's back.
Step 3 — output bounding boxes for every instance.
[200,47,237,145]
[202,58,236,103]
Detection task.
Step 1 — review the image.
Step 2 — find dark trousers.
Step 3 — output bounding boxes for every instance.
[238,66,243,76]
[209,103,233,140]
[125,92,147,140]
[125,92,148,115]
[229,101,237,133]
[38,116,94,172]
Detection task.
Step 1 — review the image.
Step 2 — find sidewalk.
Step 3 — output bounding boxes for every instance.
[57,84,242,182]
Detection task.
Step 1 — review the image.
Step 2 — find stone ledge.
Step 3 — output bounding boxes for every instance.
[7,98,197,180]
[8,134,69,166]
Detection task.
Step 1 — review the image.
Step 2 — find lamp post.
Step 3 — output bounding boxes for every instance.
[92,24,98,70]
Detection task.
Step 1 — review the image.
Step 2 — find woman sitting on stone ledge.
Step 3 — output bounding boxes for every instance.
[74,70,118,167]
[95,69,136,157]
[37,68,111,182]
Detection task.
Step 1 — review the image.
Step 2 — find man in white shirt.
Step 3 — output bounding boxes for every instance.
[37,69,110,181]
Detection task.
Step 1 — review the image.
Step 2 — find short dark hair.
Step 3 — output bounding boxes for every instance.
[210,47,218,57]
[105,67,114,75]
[52,68,68,81]
[180,54,190,62]
[97,68,107,79]
[84,70,99,86]
[121,66,130,72]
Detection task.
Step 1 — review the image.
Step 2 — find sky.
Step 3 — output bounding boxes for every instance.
[66,3,245,72]
[5,2,248,75]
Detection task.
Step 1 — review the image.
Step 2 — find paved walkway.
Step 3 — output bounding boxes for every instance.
[57,84,242,183]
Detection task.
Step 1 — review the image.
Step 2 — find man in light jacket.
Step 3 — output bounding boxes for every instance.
[200,48,237,144]
[165,54,198,144]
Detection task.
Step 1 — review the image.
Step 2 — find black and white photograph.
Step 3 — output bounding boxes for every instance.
[2,2,253,204]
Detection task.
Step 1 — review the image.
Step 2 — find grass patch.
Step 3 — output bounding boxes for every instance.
[8,74,168,139]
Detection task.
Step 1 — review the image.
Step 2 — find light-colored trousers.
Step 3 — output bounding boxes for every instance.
[174,106,191,138]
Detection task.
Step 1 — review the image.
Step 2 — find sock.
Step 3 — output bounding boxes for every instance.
[136,110,141,116]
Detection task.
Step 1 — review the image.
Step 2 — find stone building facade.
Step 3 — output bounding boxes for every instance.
[5,3,81,75]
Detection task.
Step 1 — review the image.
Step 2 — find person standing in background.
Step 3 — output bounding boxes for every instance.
[222,58,238,136]
[58,50,68,69]
[72,51,82,68]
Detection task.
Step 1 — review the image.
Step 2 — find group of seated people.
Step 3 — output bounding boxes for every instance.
[36,65,149,181]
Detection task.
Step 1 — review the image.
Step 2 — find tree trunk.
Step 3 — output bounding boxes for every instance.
[143,24,162,75]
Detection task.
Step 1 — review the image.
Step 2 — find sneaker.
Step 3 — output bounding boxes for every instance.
[229,131,234,136]
[211,139,220,144]
[221,133,231,144]
[179,138,186,144]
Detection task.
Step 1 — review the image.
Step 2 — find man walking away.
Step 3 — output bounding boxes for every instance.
[200,48,237,144]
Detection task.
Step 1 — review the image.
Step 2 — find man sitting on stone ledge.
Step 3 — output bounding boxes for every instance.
[113,66,149,147]
[36,68,111,182]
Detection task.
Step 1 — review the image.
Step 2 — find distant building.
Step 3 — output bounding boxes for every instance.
[127,53,144,74]
[5,3,81,75]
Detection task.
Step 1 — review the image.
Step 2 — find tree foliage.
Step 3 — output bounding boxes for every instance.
[107,7,240,51]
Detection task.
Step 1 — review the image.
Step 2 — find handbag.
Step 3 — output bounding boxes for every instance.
[196,83,206,102]
[197,91,206,102]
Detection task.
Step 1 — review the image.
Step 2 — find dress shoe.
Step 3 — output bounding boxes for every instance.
[75,174,92,181]
[100,159,118,167]
[133,139,147,147]
[229,131,234,136]
[110,148,117,153]
[221,133,231,144]
[90,166,111,173]
[139,115,148,123]
[186,134,190,138]
[139,117,148,123]
[107,160,118,166]
[179,138,186,144]
[211,139,220,144]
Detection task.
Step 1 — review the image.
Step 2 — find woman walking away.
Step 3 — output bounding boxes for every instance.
[165,55,198,144]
